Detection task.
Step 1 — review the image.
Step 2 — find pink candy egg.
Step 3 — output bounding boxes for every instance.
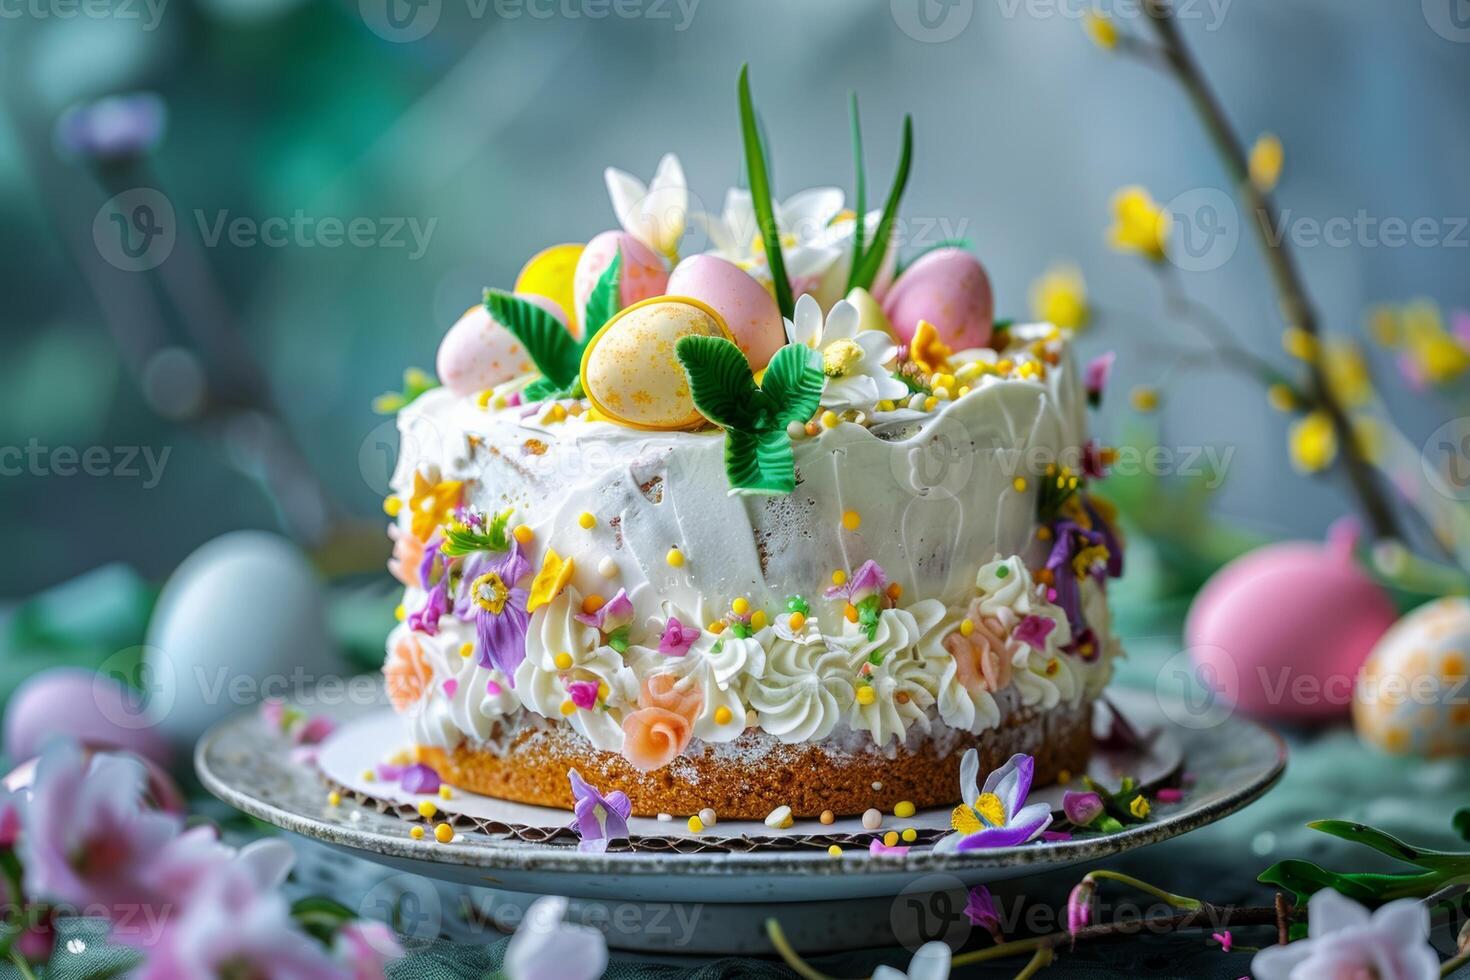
[573,231,669,328]
[5,666,173,767]
[435,293,564,397]
[881,248,994,349]
[1185,539,1397,722]
[666,254,785,369]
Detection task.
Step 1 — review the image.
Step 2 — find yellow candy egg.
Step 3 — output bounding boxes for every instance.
[580,296,733,430]
[515,243,586,337]
[1353,597,1470,757]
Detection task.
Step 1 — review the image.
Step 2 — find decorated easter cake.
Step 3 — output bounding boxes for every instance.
[379,76,1124,820]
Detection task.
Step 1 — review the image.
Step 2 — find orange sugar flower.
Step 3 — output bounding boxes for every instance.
[943,604,1014,694]
[384,633,434,712]
[640,673,703,722]
[620,707,693,772]
[387,524,427,588]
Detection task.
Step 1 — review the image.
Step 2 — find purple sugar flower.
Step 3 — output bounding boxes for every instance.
[417,533,443,591]
[868,839,909,856]
[568,769,630,853]
[1084,351,1115,407]
[400,764,441,795]
[936,751,1052,852]
[567,680,600,710]
[1045,521,1104,634]
[575,589,634,635]
[407,579,449,636]
[55,93,167,164]
[658,616,700,657]
[457,544,531,680]
[1063,790,1105,827]
[964,886,1006,944]
[824,560,887,604]
[1013,615,1056,651]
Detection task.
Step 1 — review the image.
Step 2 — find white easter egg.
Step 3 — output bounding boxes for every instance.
[1354,596,1470,757]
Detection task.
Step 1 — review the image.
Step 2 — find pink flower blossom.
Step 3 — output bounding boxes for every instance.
[1062,790,1105,827]
[1250,890,1438,980]
[574,589,634,636]
[567,681,600,710]
[964,886,1005,944]
[334,920,405,980]
[1012,614,1056,651]
[658,617,700,657]
[1085,352,1115,406]
[1067,879,1095,936]
[1212,930,1233,953]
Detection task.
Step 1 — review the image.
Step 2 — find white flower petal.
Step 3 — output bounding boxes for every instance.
[905,941,952,980]
[1307,889,1371,940]
[778,187,845,239]
[1369,899,1430,948]
[604,167,647,240]
[505,896,608,980]
[722,188,757,246]
[959,748,980,808]
[1249,940,1313,980]
[784,242,845,279]
[823,300,860,342]
[791,293,823,349]
[692,212,737,257]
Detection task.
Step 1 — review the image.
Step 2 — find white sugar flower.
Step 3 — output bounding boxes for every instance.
[872,941,951,980]
[786,293,907,413]
[604,153,688,259]
[695,186,847,282]
[1250,890,1438,980]
[504,896,608,980]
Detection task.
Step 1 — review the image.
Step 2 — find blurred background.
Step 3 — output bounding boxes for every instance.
[3,0,1468,600]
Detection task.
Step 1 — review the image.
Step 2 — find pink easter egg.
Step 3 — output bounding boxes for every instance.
[1185,539,1397,722]
[4,666,173,767]
[666,254,785,369]
[573,231,669,328]
[435,293,564,397]
[881,248,994,349]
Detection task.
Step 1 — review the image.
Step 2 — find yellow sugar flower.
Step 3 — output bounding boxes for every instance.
[909,320,953,376]
[1083,10,1118,49]
[1107,186,1169,263]
[1249,133,1284,192]
[527,548,575,613]
[1289,410,1338,473]
[1323,340,1372,407]
[408,470,463,541]
[1029,263,1089,331]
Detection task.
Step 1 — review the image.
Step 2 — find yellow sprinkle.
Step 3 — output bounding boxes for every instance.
[512,524,534,545]
[559,700,577,717]
[960,618,975,637]
[362,770,375,782]
[788,611,807,631]
[842,510,861,530]
[820,410,840,429]
[554,652,574,670]
[827,844,843,857]
[476,389,494,409]
[1130,385,1160,413]
[878,400,895,412]
[548,403,568,422]
[460,642,474,659]
[924,396,938,412]
[582,594,605,615]
[957,385,971,397]
[708,620,726,634]
[894,801,916,819]
[417,800,437,819]
[666,547,685,568]
[832,569,848,587]
[383,496,403,517]
[1083,9,1117,48]
[932,386,951,401]
[844,603,859,623]
[597,681,609,699]
[1057,769,1072,784]
[394,604,406,622]
[434,823,454,844]
[1131,796,1151,819]
[901,828,918,843]
[713,706,733,726]
[409,826,425,840]
[439,785,452,800]
[750,609,768,630]
[731,597,751,616]
[856,686,876,706]
[327,791,341,807]
[578,511,596,529]
[883,831,899,847]
[687,815,704,833]
[1012,477,1028,492]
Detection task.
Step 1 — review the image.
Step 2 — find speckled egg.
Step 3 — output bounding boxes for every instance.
[666,254,786,370]
[436,294,565,397]
[580,296,732,430]
[1354,597,1470,757]
[1186,539,1397,721]
[573,231,669,328]
[881,248,994,349]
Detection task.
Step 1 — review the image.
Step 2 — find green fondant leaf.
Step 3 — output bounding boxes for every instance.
[846,92,867,293]
[725,428,797,496]
[485,289,581,396]
[851,114,913,293]
[583,252,622,338]
[760,343,824,428]
[738,66,794,321]
[675,335,765,431]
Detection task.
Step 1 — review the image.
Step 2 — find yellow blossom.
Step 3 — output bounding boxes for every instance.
[1083,10,1118,49]
[1323,340,1372,407]
[1129,385,1160,413]
[1106,186,1169,262]
[1289,411,1338,473]
[1029,263,1089,331]
[1248,133,1284,192]
[909,320,953,375]
[1266,384,1296,413]
[1366,304,1400,347]
[408,470,463,541]
[1402,299,1470,384]
[527,549,575,613]
[1281,327,1318,362]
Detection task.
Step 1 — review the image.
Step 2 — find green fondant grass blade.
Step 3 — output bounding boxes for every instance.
[675,335,764,431]
[738,66,794,321]
[582,252,622,340]
[725,428,797,496]
[761,343,824,428]
[485,289,581,393]
[851,114,913,292]
[846,92,867,293]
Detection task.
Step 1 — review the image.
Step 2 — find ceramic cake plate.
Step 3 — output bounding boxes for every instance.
[199,687,1282,926]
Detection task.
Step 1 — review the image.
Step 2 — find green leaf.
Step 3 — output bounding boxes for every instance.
[738,66,794,320]
[675,335,764,431]
[851,114,913,292]
[485,290,581,394]
[1454,807,1470,842]
[761,343,824,428]
[1259,860,1379,905]
[1307,819,1470,870]
[583,252,622,337]
[291,895,357,944]
[846,92,867,292]
[726,428,798,495]
[441,508,513,557]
